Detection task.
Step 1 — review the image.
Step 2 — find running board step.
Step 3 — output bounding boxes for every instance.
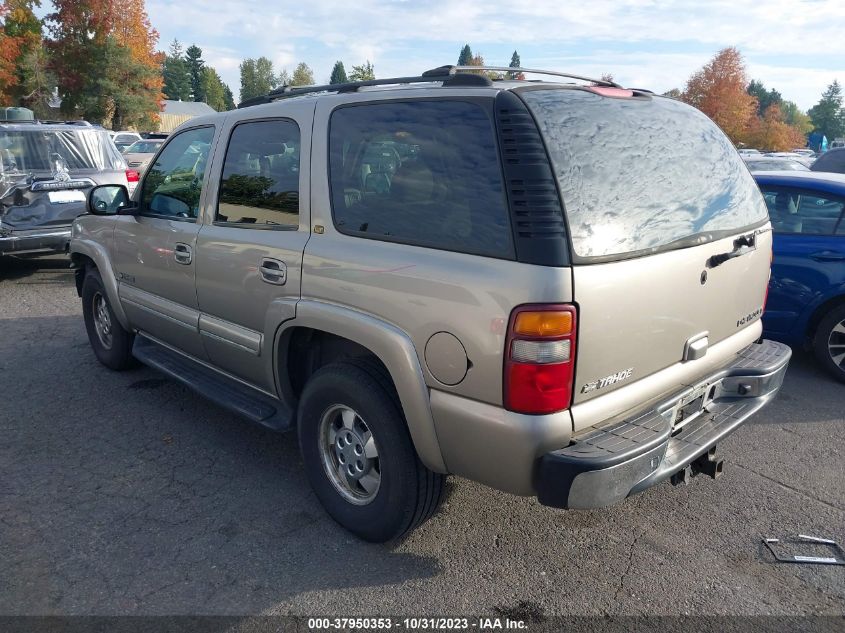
[132,335,292,432]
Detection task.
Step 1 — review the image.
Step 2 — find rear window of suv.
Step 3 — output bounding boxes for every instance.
[0,129,125,173]
[521,89,768,260]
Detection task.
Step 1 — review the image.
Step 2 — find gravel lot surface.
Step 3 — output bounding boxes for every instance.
[2,255,843,617]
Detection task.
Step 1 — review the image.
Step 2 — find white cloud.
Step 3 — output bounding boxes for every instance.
[142,0,843,106]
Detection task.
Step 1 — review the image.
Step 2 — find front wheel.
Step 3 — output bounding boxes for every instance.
[813,304,845,384]
[297,360,445,542]
[81,267,135,370]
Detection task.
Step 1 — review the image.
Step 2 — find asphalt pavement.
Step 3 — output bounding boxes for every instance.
[1,255,843,617]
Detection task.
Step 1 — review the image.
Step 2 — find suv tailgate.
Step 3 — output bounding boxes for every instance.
[520,87,771,420]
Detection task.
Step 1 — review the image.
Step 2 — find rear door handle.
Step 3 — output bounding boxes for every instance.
[259,258,287,285]
[174,242,192,265]
[809,251,845,262]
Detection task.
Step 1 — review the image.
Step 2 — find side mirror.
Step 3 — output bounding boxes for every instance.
[88,184,135,215]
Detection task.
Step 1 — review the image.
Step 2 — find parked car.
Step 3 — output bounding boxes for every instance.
[765,152,814,168]
[744,157,810,172]
[122,138,164,175]
[754,170,845,382]
[109,131,142,152]
[811,147,845,174]
[738,148,761,157]
[70,66,790,541]
[0,120,131,257]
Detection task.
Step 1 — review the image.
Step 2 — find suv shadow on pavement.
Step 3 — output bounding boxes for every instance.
[0,315,441,614]
[0,255,75,284]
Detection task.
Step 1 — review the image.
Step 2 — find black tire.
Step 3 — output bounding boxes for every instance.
[813,304,845,384]
[297,359,445,542]
[81,267,135,370]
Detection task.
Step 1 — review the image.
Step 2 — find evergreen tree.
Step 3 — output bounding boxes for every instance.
[747,79,782,116]
[163,40,190,101]
[185,44,205,102]
[329,60,347,84]
[807,80,845,141]
[223,84,235,109]
[457,44,473,66]
[507,50,521,79]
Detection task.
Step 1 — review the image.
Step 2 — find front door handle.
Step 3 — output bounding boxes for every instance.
[809,250,845,262]
[259,258,287,285]
[174,242,192,265]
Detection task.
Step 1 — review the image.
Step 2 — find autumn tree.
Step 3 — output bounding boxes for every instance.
[745,104,805,151]
[162,39,190,101]
[808,80,845,141]
[48,0,162,128]
[0,0,44,106]
[681,47,757,143]
[290,62,314,86]
[348,60,374,81]
[185,44,204,101]
[329,60,347,84]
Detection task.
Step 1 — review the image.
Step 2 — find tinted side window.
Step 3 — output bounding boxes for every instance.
[761,186,845,235]
[216,119,300,228]
[140,126,214,220]
[329,100,514,259]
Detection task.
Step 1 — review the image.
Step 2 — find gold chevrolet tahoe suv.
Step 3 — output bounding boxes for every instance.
[70,66,791,542]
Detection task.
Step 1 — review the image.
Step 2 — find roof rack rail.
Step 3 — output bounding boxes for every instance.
[237,64,621,108]
[428,65,622,88]
[238,71,461,108]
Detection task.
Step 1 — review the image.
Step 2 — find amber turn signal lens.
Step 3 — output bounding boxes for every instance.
[513,311,573,337]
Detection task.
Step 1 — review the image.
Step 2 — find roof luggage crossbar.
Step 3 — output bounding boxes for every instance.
[237,64,621,108]
[441,65,622,88]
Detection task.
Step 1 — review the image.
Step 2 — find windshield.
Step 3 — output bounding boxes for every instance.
[745,159,808,172]
[126,141,162,154]
[0,128,125,173]
[522,89,769,259]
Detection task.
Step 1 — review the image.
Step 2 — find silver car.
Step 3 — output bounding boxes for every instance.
[1,121,129,257]
[70,66,791,541]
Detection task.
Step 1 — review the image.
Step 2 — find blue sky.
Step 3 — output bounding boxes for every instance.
[75,0,845,109]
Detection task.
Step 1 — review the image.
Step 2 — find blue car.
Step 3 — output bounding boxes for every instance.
[754,171,845,382]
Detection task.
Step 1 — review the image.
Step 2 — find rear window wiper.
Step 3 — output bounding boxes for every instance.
[707,232,756,268]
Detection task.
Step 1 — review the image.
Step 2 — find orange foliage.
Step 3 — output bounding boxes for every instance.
[744,104,807,151]
[111,0,163,98]
[681,47,758,144]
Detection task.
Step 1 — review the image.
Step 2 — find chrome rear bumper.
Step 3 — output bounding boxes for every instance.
[536,339,791,509]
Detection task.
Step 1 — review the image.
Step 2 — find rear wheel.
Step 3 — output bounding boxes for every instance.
[297,359,445,542]
[813,304,845,384]
[82,267,135,370]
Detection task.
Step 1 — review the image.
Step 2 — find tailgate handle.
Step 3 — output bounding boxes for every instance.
[707,233,756,268]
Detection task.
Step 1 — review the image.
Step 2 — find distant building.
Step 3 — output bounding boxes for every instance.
[158,100,216,133]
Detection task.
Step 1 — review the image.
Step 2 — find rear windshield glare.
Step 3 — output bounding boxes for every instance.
[521,89,768,260]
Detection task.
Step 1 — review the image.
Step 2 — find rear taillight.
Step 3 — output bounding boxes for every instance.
[504,304,577,415]
[126,169,140,183]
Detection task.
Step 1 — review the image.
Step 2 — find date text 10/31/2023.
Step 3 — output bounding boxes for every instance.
[307,618,529,630]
